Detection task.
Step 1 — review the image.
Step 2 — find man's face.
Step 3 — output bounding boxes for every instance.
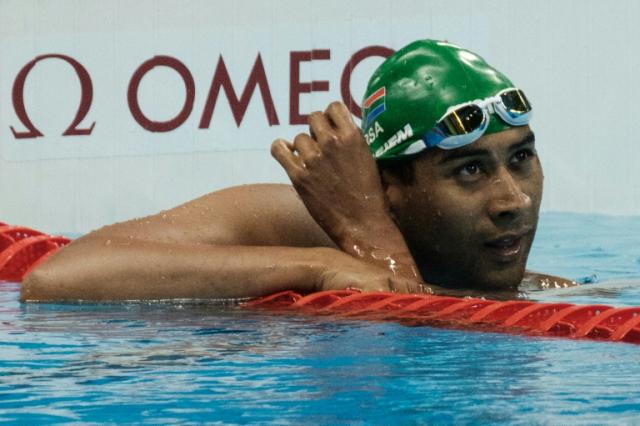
[389,126,543,290]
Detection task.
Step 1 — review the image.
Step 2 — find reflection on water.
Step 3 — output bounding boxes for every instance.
[3,283,640,424]
[1,212,640,423]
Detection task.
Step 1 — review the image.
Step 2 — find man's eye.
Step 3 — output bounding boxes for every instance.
[512,149,535,163]
[458,162,481,177]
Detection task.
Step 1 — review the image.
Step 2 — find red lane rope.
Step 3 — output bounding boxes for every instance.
[0,223,70,282]
[245,290,640,344]
[2,220,639,345]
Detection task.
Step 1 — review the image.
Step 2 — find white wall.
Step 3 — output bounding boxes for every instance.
[1,0,639,233]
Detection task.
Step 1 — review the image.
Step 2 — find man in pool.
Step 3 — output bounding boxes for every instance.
[20,40,575,302]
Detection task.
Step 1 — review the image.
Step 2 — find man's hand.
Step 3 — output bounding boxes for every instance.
[271,101,389,245]
[271,101,423,283]
[317,248,432,294]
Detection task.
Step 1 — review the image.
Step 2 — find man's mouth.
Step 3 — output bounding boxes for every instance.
[484,230,531,262]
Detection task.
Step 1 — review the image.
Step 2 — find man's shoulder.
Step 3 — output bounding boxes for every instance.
[522,271,578,291]
[189,183,302,220]
[86,183,333,248]
[176,183,334,247]
[196,183,297,205]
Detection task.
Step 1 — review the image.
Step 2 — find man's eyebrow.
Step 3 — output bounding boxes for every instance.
[509,131,536,151]
[438,146,490,164]
[438,131,536,164]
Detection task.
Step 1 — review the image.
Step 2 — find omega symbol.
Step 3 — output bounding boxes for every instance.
[11,54,95,139]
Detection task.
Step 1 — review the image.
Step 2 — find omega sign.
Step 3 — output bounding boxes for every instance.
[9,46,393,139]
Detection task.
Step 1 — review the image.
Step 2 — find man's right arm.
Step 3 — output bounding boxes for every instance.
[271,102,423,283]
[21,236,422,302]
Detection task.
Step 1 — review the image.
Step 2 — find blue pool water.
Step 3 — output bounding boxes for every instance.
[1,212,640,424]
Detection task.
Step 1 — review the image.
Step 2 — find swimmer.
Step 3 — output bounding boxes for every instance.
[20,40,576,302]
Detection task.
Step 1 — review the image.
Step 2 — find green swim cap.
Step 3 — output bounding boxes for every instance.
[362,39,517,161]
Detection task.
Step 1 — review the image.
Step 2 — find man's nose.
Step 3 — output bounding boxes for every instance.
[487,167,532,221]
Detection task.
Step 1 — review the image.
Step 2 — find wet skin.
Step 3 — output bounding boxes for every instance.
[387,126,542,291]
[21,102,573,302]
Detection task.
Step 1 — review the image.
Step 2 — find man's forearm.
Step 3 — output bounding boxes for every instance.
[20,237,330,302]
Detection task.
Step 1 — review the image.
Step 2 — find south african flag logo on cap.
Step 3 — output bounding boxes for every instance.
[363,87,385,127]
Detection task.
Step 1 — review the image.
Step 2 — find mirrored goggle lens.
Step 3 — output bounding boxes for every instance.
[437,104,485,136]
[499,89,531,117]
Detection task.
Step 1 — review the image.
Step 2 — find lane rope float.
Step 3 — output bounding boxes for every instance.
[244,290,640,344]
[2,221,639,345]
[0,223,71,282]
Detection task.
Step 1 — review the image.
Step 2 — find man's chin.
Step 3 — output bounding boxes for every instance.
[474,264,527,291]
[428,263,526,293]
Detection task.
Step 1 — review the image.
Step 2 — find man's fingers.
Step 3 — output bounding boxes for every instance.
[308,111,336,144]
[293,133,321,161]
[388,277,434,295]
[325,101,355,131]
[271,139,303,173]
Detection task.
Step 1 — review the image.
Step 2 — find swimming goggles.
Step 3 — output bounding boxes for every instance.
[423,88,532,150]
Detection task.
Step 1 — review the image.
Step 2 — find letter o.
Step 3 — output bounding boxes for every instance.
[128,56,195,132]
[340,46,394,119]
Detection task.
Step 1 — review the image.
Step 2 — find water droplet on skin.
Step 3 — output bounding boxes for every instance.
[384,256,398,274]
[539,278,551,289]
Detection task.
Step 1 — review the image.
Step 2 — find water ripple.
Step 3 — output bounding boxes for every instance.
[2,213,640,423]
